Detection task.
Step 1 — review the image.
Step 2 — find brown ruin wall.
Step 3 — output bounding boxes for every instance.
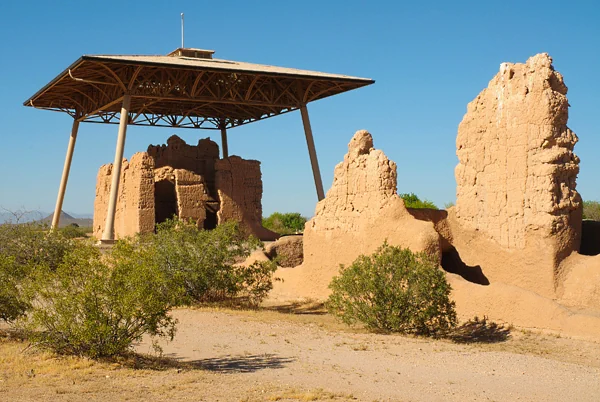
[454,53,582,296]
[215,156,278,241]
[93,135,277,241]
[93,153,155,240]
[272,130,441,300]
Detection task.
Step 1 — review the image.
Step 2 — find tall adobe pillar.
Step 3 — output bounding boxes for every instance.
[455,53,582,291]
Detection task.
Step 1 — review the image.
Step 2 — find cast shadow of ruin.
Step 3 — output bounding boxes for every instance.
[123,352,294,373]
[441,247,489,286]
[407,208,489,286]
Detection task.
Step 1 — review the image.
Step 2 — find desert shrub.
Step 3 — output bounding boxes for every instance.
[59,224,89,239]
[0,222,74,271]
[327,243,457,336]
[262,212,307,235]
[0,223,74,322]
[24,242,178,358]
[399,193,438,209]
[583,200,600,221]
[132,219,277,306]
[0,254,31,322]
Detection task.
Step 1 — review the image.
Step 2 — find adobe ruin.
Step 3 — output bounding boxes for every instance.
[454,53,582,296]
[269,53,600,339]
[93,135,278,241]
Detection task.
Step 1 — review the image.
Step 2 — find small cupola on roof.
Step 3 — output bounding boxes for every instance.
[167,47,214,59]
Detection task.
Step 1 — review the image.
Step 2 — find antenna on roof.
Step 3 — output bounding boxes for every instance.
[181,13,185,48]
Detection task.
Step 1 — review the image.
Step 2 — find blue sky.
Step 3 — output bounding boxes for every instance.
[0,0,598,218]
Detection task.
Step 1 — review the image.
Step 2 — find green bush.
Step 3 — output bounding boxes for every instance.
[0,254,31,322]
[59,225,89,239]
[0,223,74,271]
[262,212,307,235]
[327,243,457,336]
[24,242,178,358]
[0,223,74,322]
[132,219,277,306]
[399,193,438,209]
[583,200,600,221]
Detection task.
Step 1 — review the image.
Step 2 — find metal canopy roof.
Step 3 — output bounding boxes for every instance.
[24,48,375,130]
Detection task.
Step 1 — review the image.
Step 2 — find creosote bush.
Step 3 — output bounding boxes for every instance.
[131,219,278,306]
[399,193,438,209]
[25,242,178,358]
[327,243,457,336]
[262,212,307,235]
[583,200,600,221]
[0,223,74,322]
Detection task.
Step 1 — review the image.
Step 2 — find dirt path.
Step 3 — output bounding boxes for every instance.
[133,308,600,402]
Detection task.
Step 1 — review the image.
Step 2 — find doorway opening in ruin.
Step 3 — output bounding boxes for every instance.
[155,179,178,224]
[204,203,218,230]
[441,247,490,286]
[580,221,600,256]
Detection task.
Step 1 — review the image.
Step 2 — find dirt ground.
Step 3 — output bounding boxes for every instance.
[1,305,599,401]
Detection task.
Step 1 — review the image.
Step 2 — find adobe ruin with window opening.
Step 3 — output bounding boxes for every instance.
[92,135,278,240]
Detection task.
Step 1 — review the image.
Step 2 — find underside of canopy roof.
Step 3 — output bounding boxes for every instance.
[24,49,374,130]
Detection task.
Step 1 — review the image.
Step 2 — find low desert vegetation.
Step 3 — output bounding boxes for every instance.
[59,224,91,239]
[399,193,438,209]
[0,218,277,358]
[327,243,457,336]
[262,212,307,234]
[129,219,277,306]
[583,200,600,221]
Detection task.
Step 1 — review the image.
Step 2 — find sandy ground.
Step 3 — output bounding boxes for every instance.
[2,306,600,401]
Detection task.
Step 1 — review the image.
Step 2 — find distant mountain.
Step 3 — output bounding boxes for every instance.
[0,209,94,227]
[40,211,93,228]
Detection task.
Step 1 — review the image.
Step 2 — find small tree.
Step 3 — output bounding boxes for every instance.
[583,200,600,221]
[327,243,457,336]
[399,193,438,209]
[25,242,178,358]
[262,212,307,234]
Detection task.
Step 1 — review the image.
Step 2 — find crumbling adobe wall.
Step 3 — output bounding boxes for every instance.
[272,130,441,299]
[174,169,209,225]
[93,152,155,239]
[215,156,278,240]
[454,53,582,296]
[94,135,276,240]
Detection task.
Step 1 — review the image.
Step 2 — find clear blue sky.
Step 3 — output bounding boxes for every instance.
[0,0,598,218]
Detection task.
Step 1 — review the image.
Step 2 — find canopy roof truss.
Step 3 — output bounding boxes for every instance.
[25,53,373,129]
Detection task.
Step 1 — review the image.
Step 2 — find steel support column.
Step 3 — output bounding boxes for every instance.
[220,127,229,158]
[300,105,325,201]
[101,94,131,242]
[51,119,80,230]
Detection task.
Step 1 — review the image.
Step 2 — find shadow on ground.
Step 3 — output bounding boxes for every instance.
[448,317,511,344]
[264,301,327,315]
[182,354,295,373]
[121,352,294,372]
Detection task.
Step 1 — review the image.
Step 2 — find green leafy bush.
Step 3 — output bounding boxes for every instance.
[59,225,90,239]
[132,219,277,306]
[0,223,74,271]
[399,193,438,209]
[262,212,307,235]
[0,223,74,322]
[0,254,31,322]
[583,200,600,221]
[25,242,178,358]
[327,243,457,336]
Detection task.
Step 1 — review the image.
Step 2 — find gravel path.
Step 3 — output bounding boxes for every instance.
[136,308,600,401]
